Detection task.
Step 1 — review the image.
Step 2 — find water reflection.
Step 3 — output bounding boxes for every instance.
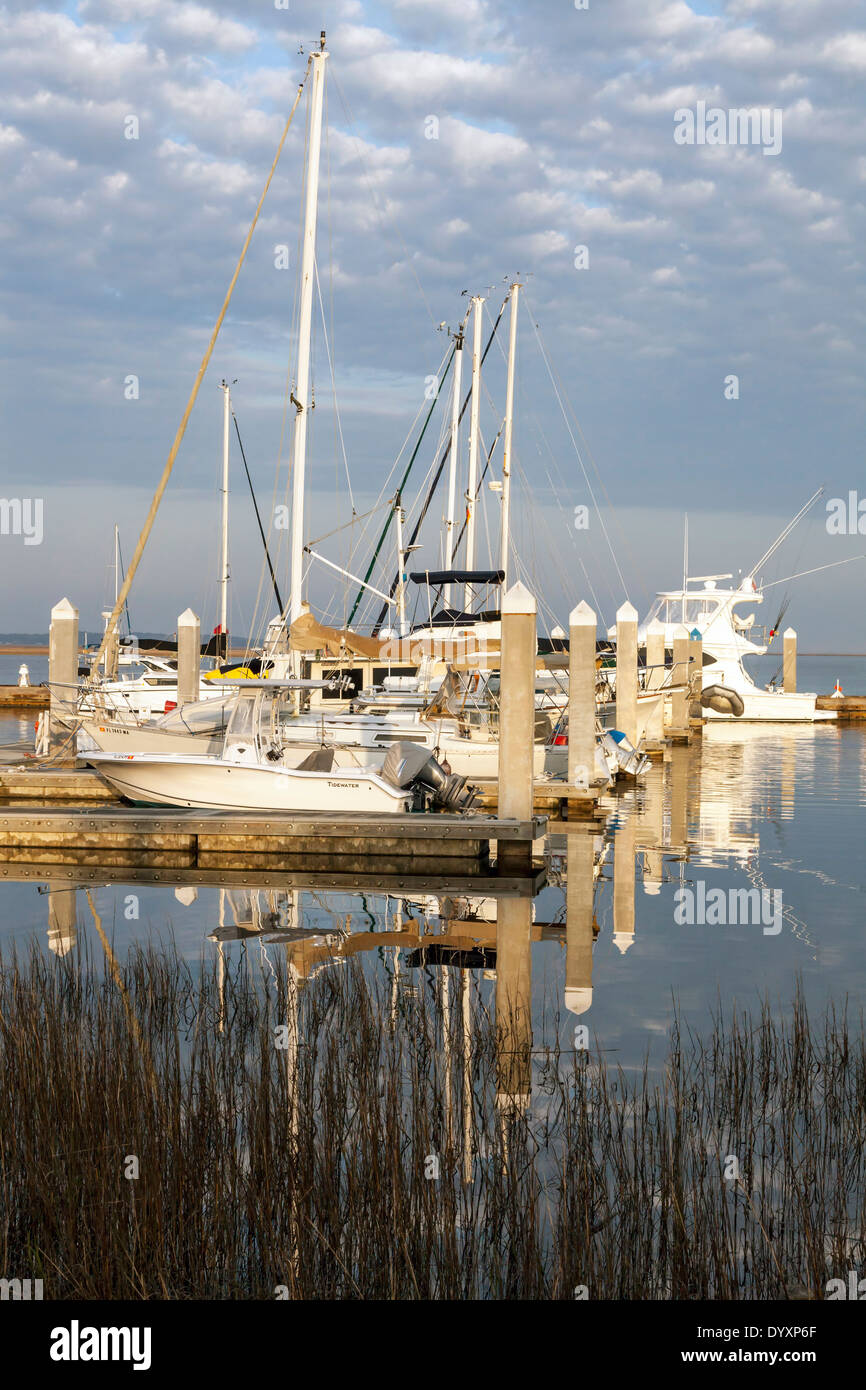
[3,722,865,1081]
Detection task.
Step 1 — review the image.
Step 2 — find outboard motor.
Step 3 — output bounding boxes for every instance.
[382,741,477,811]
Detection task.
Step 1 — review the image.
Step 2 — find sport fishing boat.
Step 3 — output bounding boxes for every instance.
[636,575,834,723]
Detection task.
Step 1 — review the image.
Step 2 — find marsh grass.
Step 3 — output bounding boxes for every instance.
[0,938,863,1299]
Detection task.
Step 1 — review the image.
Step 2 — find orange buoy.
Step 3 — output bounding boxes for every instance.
[832,679,844,699]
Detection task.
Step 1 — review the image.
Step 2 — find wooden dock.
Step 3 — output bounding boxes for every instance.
[0,767,116,799]
[0,763,604,818]
[816,695,866,719]
[0,805,547,875]
[0,686,49,708]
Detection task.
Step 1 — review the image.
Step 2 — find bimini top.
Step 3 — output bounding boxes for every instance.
[409,569,505,587]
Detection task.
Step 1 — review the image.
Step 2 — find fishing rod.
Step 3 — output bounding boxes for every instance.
[749,487,824,578]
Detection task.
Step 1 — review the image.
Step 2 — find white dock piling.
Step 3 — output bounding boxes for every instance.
[48,598,79,753]
[783,627,797,693]
[568,601,597,789]
[177,608,201,706]
[644,618,666,743]
[497,581,537,872]
[669,626,690,737]
[615,601,638,745]
[689,629,703,724]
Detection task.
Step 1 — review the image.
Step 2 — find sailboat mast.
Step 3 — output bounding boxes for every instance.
[288,33,328,642]
[464,294,484,611]
[443,327,464,610]
[395,497,407,637]
[682,513,688,622]
[114,524,120,607]
[499,280,520,587]
[219,379,231,654]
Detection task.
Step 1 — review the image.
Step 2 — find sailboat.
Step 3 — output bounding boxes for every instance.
[86,37,479,816]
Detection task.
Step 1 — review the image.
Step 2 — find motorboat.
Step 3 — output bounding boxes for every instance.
[634,575,834,722]
[86,686,476,814]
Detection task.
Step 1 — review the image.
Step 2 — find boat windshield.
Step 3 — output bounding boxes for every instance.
[648,596,724,625]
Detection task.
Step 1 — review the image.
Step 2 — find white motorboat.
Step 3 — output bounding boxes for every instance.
[635,576,834,722]
[86,687,476,814]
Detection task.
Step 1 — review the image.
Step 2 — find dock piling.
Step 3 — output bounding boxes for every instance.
[497,582,537,872]
[615,601,638,745]
[48,598,79,754]
[783,627,797,693]
[177,609,201,706]
[568,601,597,789]
[644,617,666,743]
[669,626,690,737]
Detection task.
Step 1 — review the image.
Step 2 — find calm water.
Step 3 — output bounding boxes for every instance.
[0,719,863,1077]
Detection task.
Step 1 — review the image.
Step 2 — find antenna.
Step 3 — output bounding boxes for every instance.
[681,513,688,621]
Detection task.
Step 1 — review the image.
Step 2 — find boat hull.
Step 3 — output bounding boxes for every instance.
[86,753,413,813]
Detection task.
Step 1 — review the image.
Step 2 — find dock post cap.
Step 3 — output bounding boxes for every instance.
[645,617,666,636]
[564,986,593,1016]
[501,580,537,616]
[569,600,596,627]
[178,608,200,625]
[613,932,635,954]
[672,624,690,640]
[51,597,78,618]
[615,600,638,623]
[783,626,797,638]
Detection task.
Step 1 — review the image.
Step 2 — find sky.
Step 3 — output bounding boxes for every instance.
[0,0,864,647]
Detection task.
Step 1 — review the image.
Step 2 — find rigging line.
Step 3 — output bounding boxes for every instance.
[759,554,866,590]
[368,293,510,633]
[306,495,398,549]
[313,257,354,512]
[344,356,451,578]
[331,68,437,331]
[522,291,643,607]
[524,296,642,601]
[449,419,505,559]
[115,532,132,636]
[232,408,284,614]
[525,303,630,606]
[346,342,456,629]
[543,464,611,625]
[88,59,312,680]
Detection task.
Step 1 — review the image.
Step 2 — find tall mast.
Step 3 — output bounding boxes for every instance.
[288,32,328,641]
[219,379,231,654]
[499,280,520,587]
[682,513,688,622]
[464,294,484,612]
[395,496,407,637]
[443,326,464,610]
[114,524,120,607]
